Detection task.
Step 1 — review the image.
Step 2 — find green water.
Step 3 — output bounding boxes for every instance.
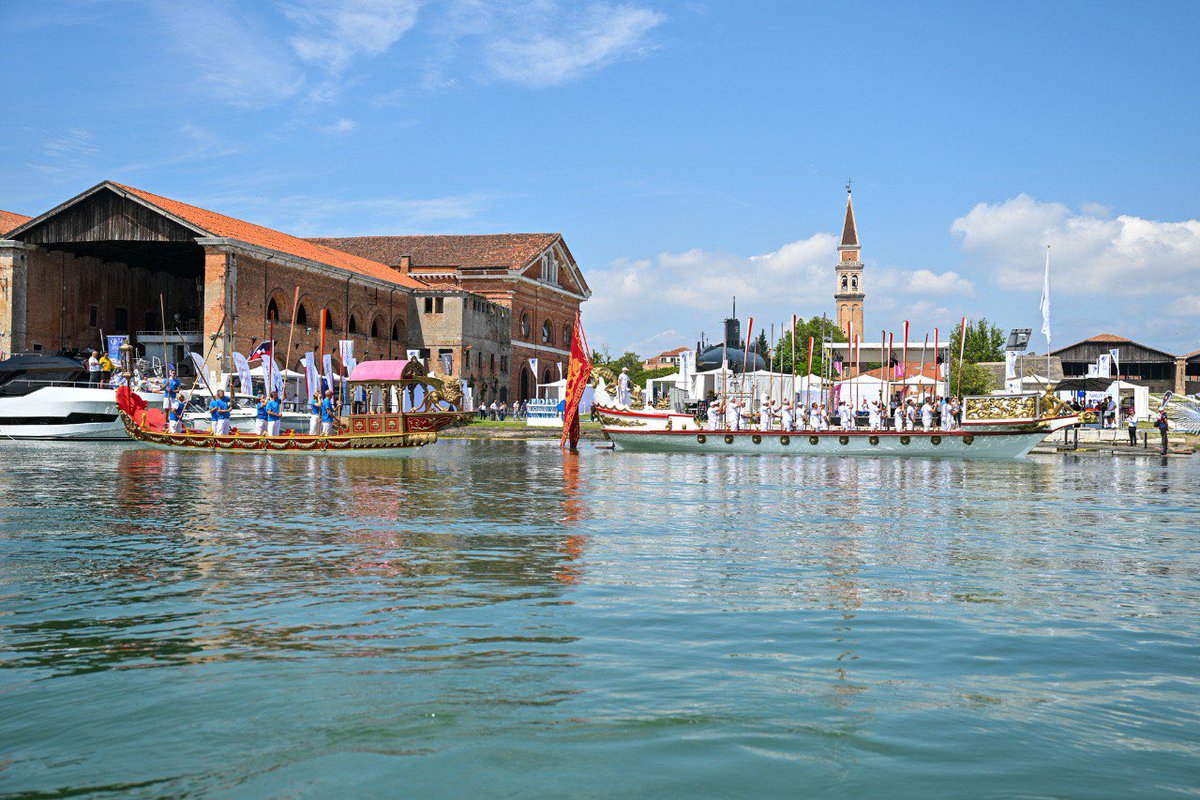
[1,440,1197,798]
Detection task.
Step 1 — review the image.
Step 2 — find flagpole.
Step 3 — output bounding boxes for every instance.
[741,316,754,416]
[319,309,328,399]
[919,333,928,402]
[283,286,300,406]
[790,314,797,411]
[956,315,968,397]
[934,327,940,397]
[901,321,909,401]
[159,293,169,378]
[887,332,894,426]
[1042,244,1052,385]
[268,311,275,397]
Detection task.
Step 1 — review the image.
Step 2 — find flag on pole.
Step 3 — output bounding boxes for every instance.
[303,352,320,400]
[248,341,274,362]
[1040,245,1052,346]
[1109,348,1120,376]
[232,352,253,397]
[322,353,335,394]
[529,357,539,382]
[188,352,212,394]
[560,312,592,451]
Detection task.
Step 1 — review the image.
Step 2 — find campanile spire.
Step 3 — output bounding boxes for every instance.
[834,186,864,337]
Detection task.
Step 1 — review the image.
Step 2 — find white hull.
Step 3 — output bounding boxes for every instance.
[594,404,696,431]
[607,424,1071,460]
[0,385,164,441]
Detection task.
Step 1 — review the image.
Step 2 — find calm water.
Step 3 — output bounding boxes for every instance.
[0,440,1198,798]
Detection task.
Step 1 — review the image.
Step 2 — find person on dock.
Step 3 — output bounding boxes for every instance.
[308,393,321,435]
[209,389,231,435]
[254,394,270,436]
[266,391,282,436]
[1156,408,1170,454]
[320,389,337,436]
[1127,409,1139,446]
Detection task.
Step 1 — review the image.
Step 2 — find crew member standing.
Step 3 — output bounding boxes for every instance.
[320,389,337,436]
[87,350,102,386]
[209,389,231,435]
[617,367,632,407]
[168,396,186,434]
[163,369,181,410]
[266,390,282,437]
[308,393,321,435]
[254,394,269,436]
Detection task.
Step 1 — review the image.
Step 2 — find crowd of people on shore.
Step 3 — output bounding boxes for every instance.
[476,399,531,421]
[703,394,963,433]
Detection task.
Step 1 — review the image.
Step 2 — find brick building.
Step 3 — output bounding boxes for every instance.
[641,346,688,372]
[1052,333,1195,394]
[834,188,865,338]
[0,182,588,403]
[309,234,591,401]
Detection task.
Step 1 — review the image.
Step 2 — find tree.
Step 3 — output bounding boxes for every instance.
[754,331,770,362]
[950,318,1005,364]
[949,360,996,396]
[774,316,847,376]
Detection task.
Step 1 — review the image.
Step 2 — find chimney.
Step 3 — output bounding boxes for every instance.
[394,255,411,273]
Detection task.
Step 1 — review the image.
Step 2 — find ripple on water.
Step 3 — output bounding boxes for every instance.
[0,440,1198,798]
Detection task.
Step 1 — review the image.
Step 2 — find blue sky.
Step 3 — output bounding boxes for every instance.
[2,0,1198,355]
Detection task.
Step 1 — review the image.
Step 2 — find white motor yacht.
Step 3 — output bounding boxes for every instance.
[0,354,164,441]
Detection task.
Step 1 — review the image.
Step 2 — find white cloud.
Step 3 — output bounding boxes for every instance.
[874,267,974,297]
[155,2,305,106]
[321,118,359,135]
[287,0,420,98]
[482,3,666,87]
[1166,294,1200,317]
[951,194,1200,296]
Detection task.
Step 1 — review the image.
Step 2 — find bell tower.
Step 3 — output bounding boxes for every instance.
[834,184,864,338]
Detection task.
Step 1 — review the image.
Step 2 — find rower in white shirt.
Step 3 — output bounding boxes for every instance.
[868,399,881,431]
[780,401,794,432]
[707,399,721,430]
[939,397,953,430]
[920,399,933,431]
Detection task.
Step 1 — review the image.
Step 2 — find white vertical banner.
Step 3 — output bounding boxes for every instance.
[1005,351,1017,381]
[1109,348,1120,376]
[440,352,453,374]
[529,358,539,382]
[1087,363,1099,377]
[188,352,212,394]
[557,361,564,380]
[339,340,355,372]
[323,353,335,394]
[232,352,253,396]
[302,352,319,400]
[271,358,284,395]
[1097,353,1113,378]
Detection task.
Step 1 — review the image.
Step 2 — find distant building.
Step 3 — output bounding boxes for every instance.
[641,346,688,372]
[1051,333,1186,393]
[0,182,588,405]
[834,188,865,339]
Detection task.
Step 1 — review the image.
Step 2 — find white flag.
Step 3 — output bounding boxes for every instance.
[557,361,564,380]
[303,352,320,400]
[1039,245,1052,345]
[1087,364,1099,378]
[529,358,539,381]
[232,352,253,397]
[1097,354,1113,379]
[1109,348,1120,375]
[339,339,354,368]
[271,358,284,395]
[323,353,335,395]
[1004,350,1018,381]
[188,352,212,394]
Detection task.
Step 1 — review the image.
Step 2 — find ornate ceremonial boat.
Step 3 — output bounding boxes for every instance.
[590,367,697,432]
[604,391,1079,460]
[116,353,463,456]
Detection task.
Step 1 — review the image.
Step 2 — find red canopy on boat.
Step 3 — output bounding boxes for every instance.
[346,359,425,383]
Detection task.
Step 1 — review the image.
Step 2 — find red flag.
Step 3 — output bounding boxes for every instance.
[560,311,592,451]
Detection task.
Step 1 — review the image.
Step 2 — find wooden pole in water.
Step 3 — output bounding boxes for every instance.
[956,315,968,398]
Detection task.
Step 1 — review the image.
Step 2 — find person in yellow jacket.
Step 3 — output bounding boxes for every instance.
[97,352,114,385]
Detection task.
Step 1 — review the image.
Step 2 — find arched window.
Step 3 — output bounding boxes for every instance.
[841,275,848,290]
[324,312,334,331]
[851,275,858,290]
[391,320,405,342]
[296,305,308,326]
[348,315,358,334]
[542,368,551,384]
[266,298,280,322]
[563,323,571,346]
[520,312,530,338]
[542,320,553,344]
[370,319,379,338]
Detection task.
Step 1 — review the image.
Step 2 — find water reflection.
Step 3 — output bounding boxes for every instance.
[1,441,1198,797]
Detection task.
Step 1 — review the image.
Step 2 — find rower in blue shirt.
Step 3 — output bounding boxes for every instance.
[209,389,232,435]
[254,394,270,436]
[164,369,181,411]
[265,390,282,436]
[168,396,186,434]
[308,394,321,435]
[320,389,337,436]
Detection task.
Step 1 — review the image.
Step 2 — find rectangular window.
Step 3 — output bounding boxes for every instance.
[490,353,495,371]
[144,310,156,331]
[114,307,129,333]
[419,348,430,362]
[88,305,98,327]
[435,297,444,313]
[424,297,433,313]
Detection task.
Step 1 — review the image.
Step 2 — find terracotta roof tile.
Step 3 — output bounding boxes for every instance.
[307,234,560,271]
[1087,333,1131,343]
[111,183,424,289]
[0,210,31,235]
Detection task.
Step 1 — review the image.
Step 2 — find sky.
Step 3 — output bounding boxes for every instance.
[2,0,1198,357]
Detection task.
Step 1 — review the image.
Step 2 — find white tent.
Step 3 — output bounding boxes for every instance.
[836,374,886,404]
[1107,379,1150,421]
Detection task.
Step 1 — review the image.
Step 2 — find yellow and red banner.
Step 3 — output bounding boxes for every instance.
[560,311,592,451]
